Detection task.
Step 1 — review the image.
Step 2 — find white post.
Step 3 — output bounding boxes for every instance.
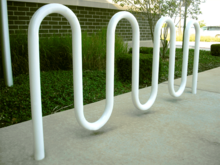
[0,0,13,87]
[190,21,200,94]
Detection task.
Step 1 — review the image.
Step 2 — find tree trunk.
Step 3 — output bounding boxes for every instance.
[182,0,187,51]
[178,0,182,36]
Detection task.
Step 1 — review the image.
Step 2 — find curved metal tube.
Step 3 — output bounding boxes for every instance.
[76,11,142,131]
[168,20,200,97]
[108,11,159,111]
[28,3,82,160]
[132,17,175,111]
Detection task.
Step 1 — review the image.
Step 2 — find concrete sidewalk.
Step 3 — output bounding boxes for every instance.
[165,67,220,93]
[1,68,220,165]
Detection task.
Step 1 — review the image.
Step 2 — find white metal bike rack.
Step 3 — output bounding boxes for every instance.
[28,3,200,161]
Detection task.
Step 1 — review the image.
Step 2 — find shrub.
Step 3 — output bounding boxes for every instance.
[0,28,128,79]
[115,53,162,85]
[211,44,220,56]
[82,28,127,70]
[128,47,154,54]
[0,34,73,79]
[0,34,29,78]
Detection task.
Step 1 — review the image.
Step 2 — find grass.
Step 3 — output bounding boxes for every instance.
[159,49,220,82]
[82,29,128,70]
[0,28,128,78]
[1,49,220,128]
[0,70,138,127]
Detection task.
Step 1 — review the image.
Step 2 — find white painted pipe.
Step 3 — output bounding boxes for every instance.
[168,19,200,97]
[75,11,139,131]
[132,17,175,111]
[28,3,82,160]
[106,11,157,111]
[191,21,200,94]
[0,0,13,87]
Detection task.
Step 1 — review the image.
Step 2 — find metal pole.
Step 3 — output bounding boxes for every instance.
[0,0,13,87]
[168,20,200,97]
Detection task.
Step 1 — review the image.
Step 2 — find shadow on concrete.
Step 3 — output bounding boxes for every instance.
[162,97,183,103]
[72,125,118,139]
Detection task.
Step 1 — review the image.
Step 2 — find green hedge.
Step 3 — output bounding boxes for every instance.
[211,44,220,56]
[128,47,154,54]
[115,53,162,85]
[0,34,73,79]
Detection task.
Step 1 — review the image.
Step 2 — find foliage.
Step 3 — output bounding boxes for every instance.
[115,53,162,84]
[0,28,128,78]
[113,0,160,44]
[113,0,203,59]
[82,28,128,70]
[211,44,220,56]
[198,20,206,28]
[128,47,154,54]
[181,0,204,50]
[181,0,203,19]
[159,48,220,82]
[1,48,220,128]
[0,70,132,127]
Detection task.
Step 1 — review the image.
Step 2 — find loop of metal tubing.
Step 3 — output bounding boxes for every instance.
[77,11,142,130]
[108,12,161,111]
[131,17,174,111]
[28,3,82,160]
[168,19,200,97]
[76,11,141,131]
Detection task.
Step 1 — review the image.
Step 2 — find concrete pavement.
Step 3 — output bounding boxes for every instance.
[0,67,220,165]
[167,67,220,93]
[125,40,163,51]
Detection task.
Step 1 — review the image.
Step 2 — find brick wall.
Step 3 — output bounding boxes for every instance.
[7,1,154,41]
